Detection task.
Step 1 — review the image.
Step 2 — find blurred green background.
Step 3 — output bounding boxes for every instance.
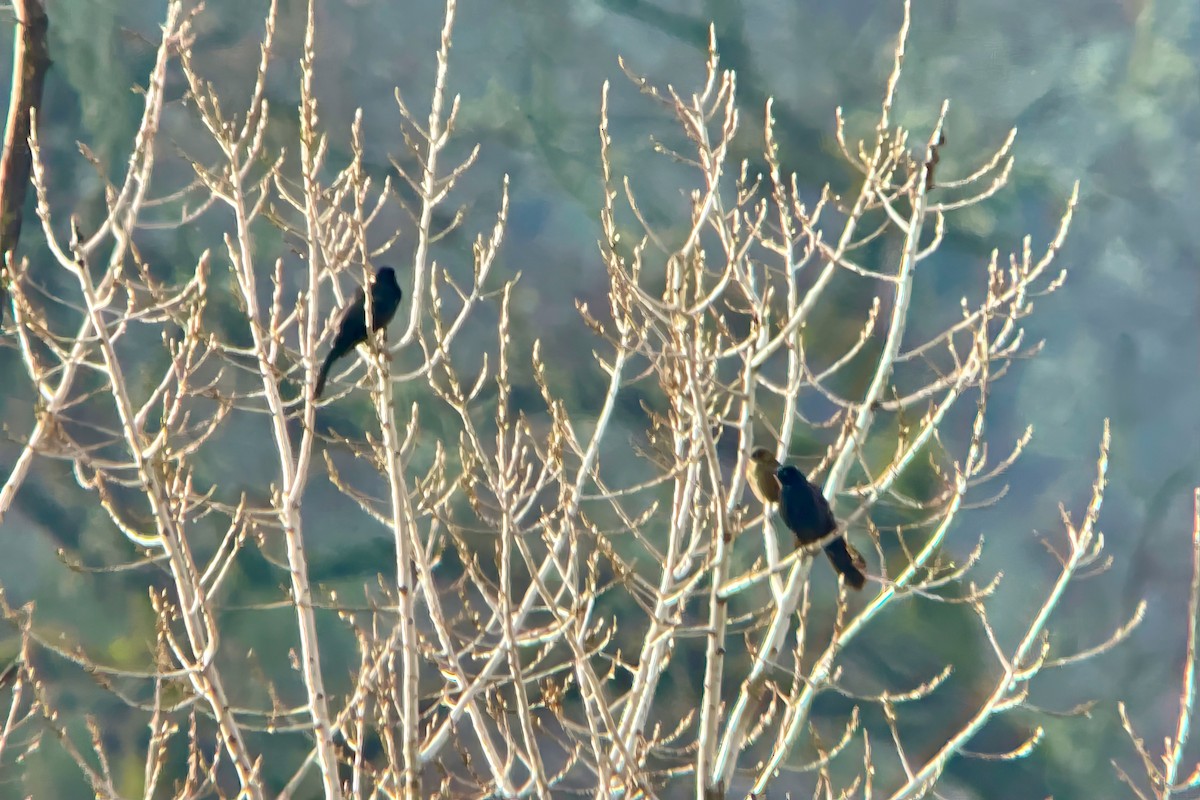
[0,0,1197,797]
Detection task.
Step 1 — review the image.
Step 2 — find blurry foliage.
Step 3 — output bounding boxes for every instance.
[46,0,135,168]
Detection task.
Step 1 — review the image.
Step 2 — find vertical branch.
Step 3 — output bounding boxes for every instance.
[1160,488,1200,797]
[398,0,458,347]
[370,346,422,798]
[492,285,552,799]
[0,0,50,323]
[278,1,341,794]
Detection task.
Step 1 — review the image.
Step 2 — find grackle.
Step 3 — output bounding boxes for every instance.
[314,266,403,399]
[776,465,866,590]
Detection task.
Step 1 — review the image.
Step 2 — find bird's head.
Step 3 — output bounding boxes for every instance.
[375,265,398,286]
[750,447,777,464]
[775,465,806,485]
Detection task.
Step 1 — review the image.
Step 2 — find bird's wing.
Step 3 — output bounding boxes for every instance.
[810,482,838,534]
[330,287,368,345]
[778,483,804,536]
[339,286,367,324]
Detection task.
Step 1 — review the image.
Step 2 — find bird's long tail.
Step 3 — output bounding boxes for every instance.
[824,538,866,590]
[314,351,336,399]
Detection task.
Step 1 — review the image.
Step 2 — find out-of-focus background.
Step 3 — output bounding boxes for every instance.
[0,0,1197,796]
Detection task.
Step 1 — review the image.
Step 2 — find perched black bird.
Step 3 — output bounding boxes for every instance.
[314,266,403,399]
[776,465,866,590]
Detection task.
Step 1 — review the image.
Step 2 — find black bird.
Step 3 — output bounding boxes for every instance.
[776,465,866,590]
[314,266,403,399]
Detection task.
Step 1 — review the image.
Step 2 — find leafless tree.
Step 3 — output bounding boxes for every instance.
[0,0,1169,798]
